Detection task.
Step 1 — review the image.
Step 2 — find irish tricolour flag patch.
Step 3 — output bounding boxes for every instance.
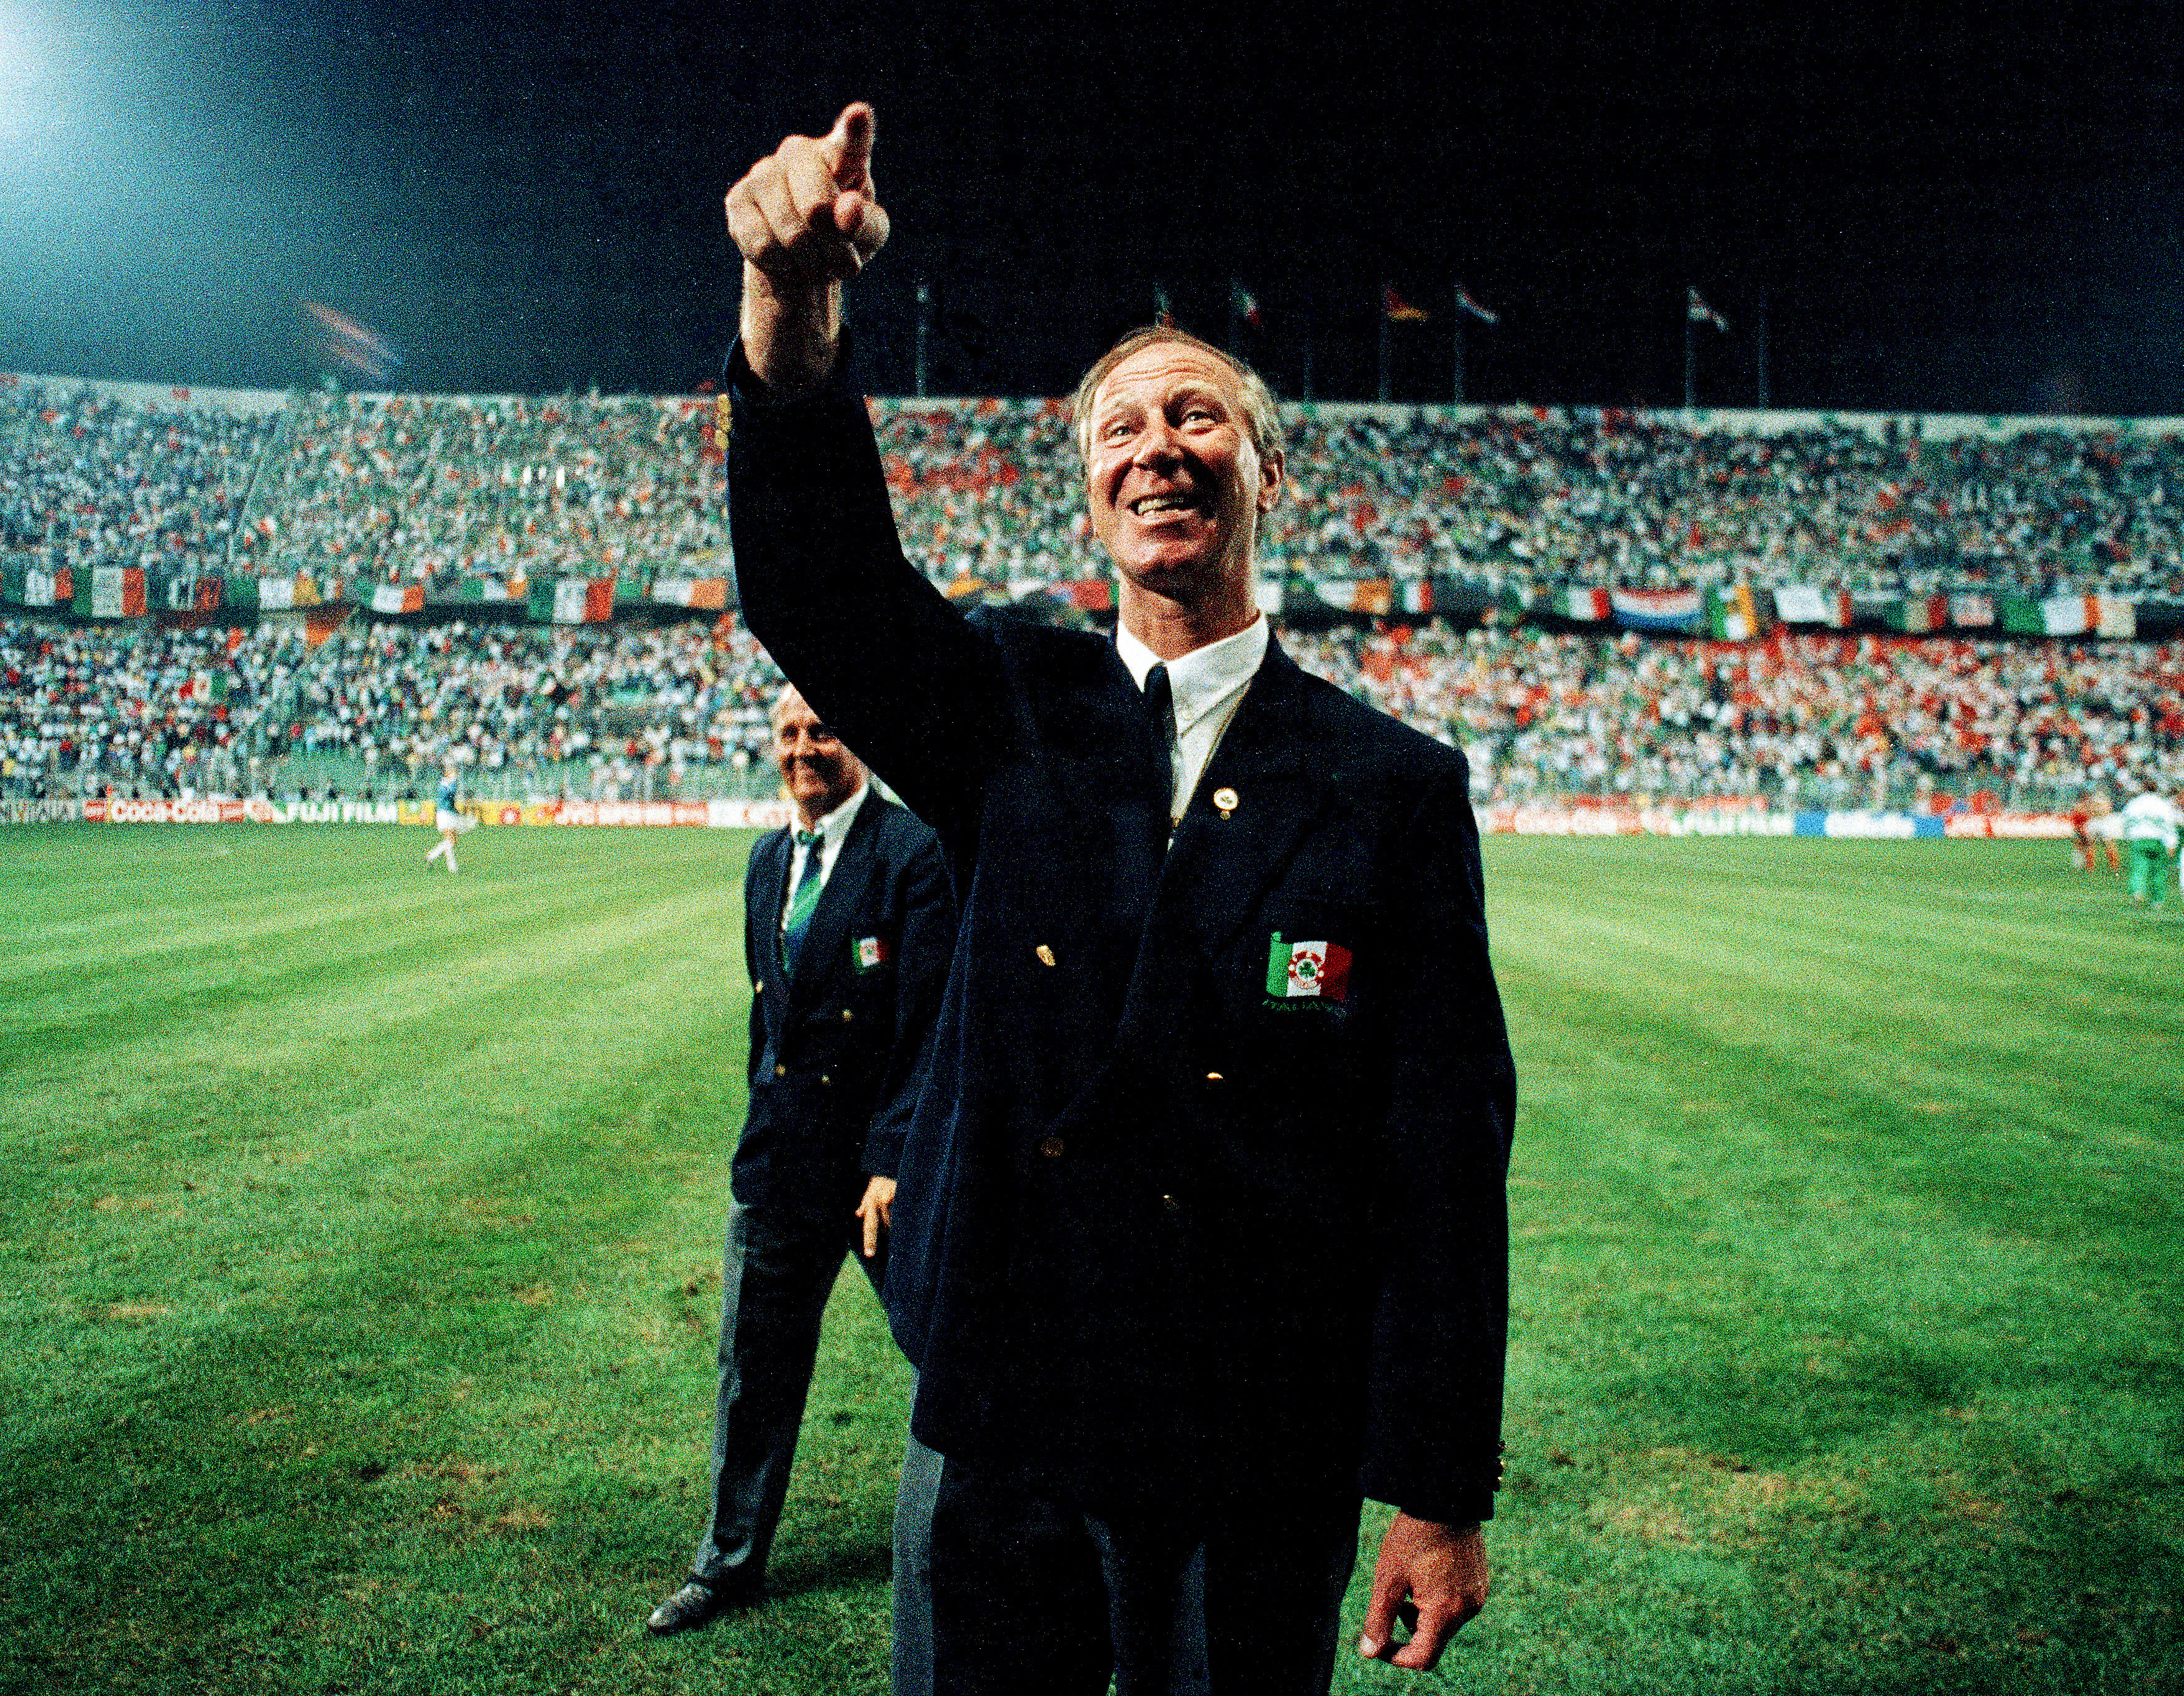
[855,936,893,973]
[1265,932,1351,1001]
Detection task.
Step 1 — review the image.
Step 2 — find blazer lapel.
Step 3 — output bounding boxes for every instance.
[1160,639,1333,958]
[1113,639,1334,1038]
[751,827,792,1048]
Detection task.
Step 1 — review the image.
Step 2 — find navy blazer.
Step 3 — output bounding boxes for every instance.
[733,791,955,1219]
[728,348,1515,1524]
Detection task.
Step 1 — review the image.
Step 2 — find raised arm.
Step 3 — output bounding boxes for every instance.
[725,103,890,400]
[722,104,1004,852]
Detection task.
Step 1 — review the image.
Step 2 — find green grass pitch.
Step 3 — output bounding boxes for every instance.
[1,823,2178,1695]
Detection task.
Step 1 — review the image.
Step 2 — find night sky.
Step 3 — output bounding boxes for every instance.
[2,0,2180,414]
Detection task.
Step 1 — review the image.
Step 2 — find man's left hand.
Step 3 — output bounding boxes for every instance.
[855,1175,896,1258]
[1357,1514,1488,1671]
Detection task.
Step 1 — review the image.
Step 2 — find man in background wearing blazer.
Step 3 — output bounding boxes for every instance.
[648,684,954,1646]
[721,105,1516,1696]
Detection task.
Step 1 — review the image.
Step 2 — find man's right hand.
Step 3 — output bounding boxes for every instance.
[725,103,889,399]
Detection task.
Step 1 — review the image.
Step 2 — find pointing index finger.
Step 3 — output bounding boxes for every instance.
[822,102,876,192]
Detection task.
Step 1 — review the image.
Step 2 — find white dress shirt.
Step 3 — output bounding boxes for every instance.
[1116,614,1270,824]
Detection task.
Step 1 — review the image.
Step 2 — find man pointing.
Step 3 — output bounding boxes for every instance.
[721,105,1517,1694]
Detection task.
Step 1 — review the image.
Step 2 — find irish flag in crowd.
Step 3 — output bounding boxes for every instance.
[535,577,616,624]
[1610,587,1704,633]
[80,567,147,619]
[370,582,424,615]
[2003,594,2136,639]
[651,577,729,610]
[1266,933,1352,1002]
[1886,594,1950,633]
[1556,587,1611,622]
[3,566,71,607]
[1315,578,1394,615]
[1707,583,1761,640]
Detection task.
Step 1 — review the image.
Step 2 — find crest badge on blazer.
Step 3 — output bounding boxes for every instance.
[1264,931,1351,1007]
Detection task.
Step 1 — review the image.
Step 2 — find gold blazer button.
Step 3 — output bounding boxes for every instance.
[1035,945,1057,967]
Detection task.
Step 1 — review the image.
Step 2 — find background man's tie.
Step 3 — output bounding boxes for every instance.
[780,829,824,978]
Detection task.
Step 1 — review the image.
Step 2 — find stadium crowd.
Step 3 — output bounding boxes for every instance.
[7,612,2178,812]
[871,400,2184,599]
[1,378,275,580]
[1286,624,2184,810]
[239,389,731,589]
[6,375,2184,603]
[0,615,788,801]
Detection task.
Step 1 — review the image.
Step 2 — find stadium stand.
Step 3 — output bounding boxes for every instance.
[2,369,2180,809]
[6,613,2177,812]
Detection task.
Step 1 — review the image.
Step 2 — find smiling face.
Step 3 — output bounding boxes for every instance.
[771,688,865,828]
[1082,337,1283,645]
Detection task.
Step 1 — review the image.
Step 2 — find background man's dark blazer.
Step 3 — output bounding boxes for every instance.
[734,791,955,1217]
[728,349,1516,1528]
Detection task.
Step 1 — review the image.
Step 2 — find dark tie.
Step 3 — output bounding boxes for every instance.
[779,829,824,979]
[1143,663,1174,820]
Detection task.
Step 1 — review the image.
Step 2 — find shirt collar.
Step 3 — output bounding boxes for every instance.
[1116,614,1269,733]
[798,781,868,843]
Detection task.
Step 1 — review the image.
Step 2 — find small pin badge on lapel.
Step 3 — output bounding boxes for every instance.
[1213,786,1239,819]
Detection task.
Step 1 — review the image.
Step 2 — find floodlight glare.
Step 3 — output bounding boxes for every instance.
[0,0,75,144]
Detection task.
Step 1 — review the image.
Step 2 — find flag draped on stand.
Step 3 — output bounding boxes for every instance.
[537,577,617,625]
[370,582,424,615]
[4,566,70,608]
[2095,595,2136,638]
[1706,583,1763,641]
[1610,587,1704,633]
[2004,594,2137,638]
[257,577,296,612]
[1948,594,1996,629]
[1886,594,1950,634]
[1686,288,1729,331]
[78,567,147,619]
[651,577,729,610]
[1773,584,1853,627]
[1311,577,1394,615]
[1555,587,1612,622]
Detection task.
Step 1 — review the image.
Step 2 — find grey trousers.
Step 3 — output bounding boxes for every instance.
[691,1199,937,1694]
[927,1464,1360,1696]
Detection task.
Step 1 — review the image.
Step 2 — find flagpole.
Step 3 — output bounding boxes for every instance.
[1684,296,1696,412]
[1756,286,1770,408]
[1453,281,1467,406]
[1377,280,1392,404]
[914,277,930,400]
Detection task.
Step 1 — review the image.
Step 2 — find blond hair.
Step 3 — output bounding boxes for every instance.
[1070,326,1282,467]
